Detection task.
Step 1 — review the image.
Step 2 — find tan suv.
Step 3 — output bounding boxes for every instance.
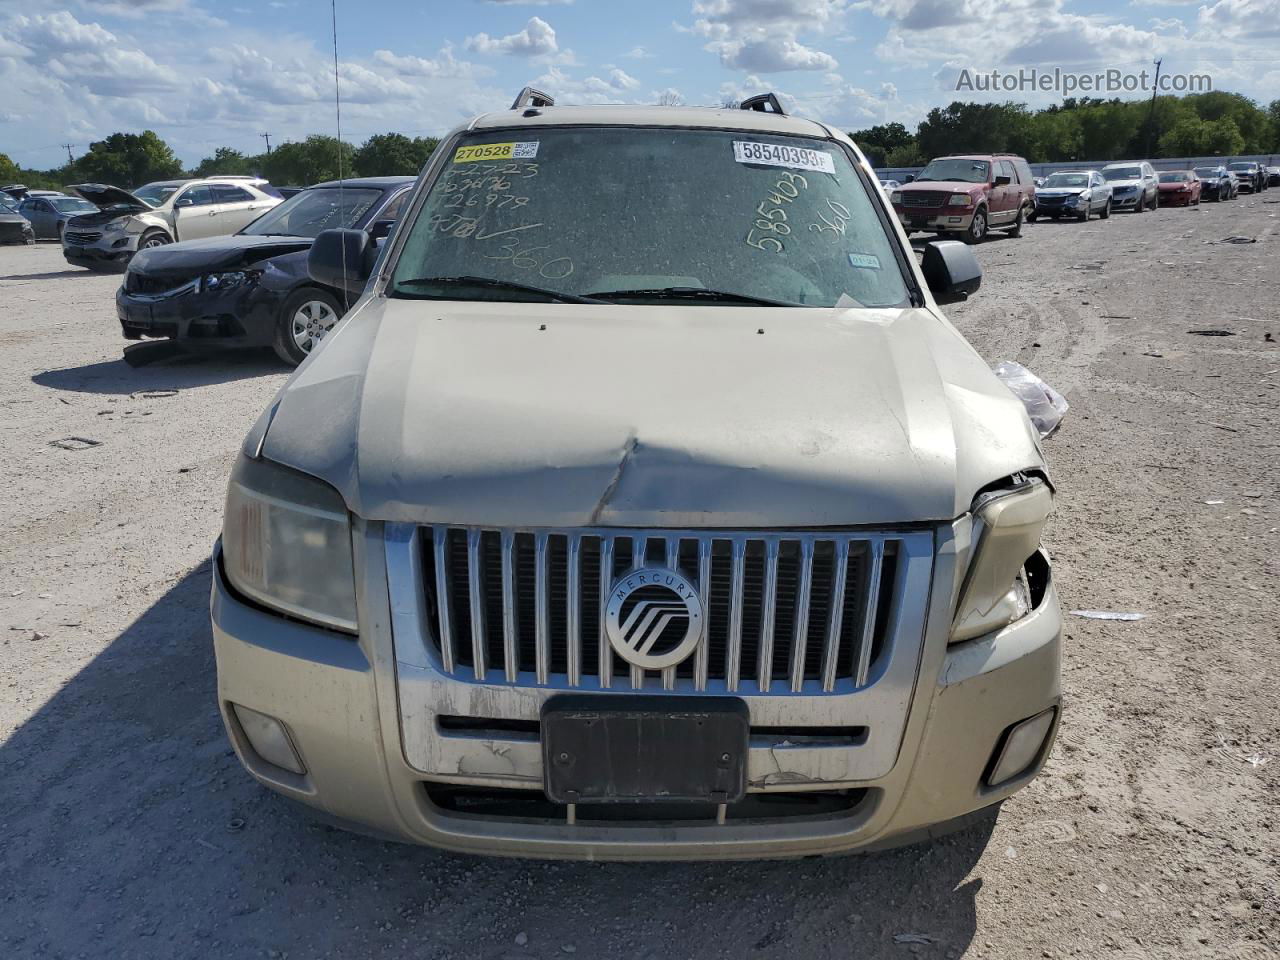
[212,91,1062,860]
[891,154,1036,243]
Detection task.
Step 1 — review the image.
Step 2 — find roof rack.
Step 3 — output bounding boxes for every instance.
[511,86,555,110]
[740,93,786,116]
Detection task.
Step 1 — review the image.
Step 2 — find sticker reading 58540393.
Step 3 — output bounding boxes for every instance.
[733,140,834,174]
[454,141,540,164]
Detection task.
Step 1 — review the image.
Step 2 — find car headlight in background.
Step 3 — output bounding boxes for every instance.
[948,194,973,206]
[952,477,1052,643]
[221,453,358,633]
[203,270,262,292]
[890,191,902,204]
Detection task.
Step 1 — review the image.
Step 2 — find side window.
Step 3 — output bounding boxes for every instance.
[999,160,1017,182]
[377,190,409,222]
[179,186,214,207]
[213,185,254,203]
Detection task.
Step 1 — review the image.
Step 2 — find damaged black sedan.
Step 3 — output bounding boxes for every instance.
[116,177,412,365]
[1,195,35,245]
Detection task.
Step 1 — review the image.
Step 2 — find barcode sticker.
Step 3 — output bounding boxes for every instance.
[733,141,835,174]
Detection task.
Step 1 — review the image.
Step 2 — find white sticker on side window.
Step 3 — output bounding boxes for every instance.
[733,140,835,174]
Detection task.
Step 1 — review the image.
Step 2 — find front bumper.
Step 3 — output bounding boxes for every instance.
[1,221,34,244]
[893,208,975,233]
[64,235,137,268]
[1158,191,1194,206]
[116,279,279,347]
[212,517,1063,860]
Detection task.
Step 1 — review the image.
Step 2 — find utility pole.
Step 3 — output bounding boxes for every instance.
[61,143,75,164]
[260,132,272,154]
[1143,58,1163,159]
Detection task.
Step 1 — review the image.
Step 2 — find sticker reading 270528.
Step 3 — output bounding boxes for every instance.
[454,141,540,164]
[733,140,834,174]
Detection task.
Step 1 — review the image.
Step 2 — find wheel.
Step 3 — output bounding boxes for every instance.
[1082,201,1092,221]
[138,229,171,251]
[274,288,344,366]
[962,206,987,244]
[1006,203,1026,236]
[1099,198,1111,219]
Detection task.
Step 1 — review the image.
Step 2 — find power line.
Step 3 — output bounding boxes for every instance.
[260,132,272,154]
[61,144,75,164]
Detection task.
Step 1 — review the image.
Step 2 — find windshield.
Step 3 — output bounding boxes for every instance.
[389,127,909,309]
[1228,163,1254,171]
[916,158,990,183]
[1104,167,1142,181]
[133,183,180,207]
[1193,168,1218,177]
[0,198,17,213]
[51,197,97,212]
[241,187,382,237]
[1044,173,1088,188]
[1159,172,1190,183]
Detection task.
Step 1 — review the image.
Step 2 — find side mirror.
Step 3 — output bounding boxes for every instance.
[367,218,396,240]
[176,198,193,207]
[994,174,1012,186]
[903,174,915,183]
[309,228,376,295]
[921,240,982,304]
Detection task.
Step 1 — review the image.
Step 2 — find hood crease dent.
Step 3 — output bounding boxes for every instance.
[259,300,1046,529]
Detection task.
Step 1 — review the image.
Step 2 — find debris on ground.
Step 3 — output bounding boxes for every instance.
[992,360,1069,437]
[1216,733,1271,769]
[1069,610,1145,621]
[1188,329,1236,337]
[48,437,102,450]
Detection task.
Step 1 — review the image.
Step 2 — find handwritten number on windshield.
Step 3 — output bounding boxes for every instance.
[746,171,809,253]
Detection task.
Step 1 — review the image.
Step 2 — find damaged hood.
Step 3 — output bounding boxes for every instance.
[70,183,151,212]
[1036,187,1088,198]
[130,234,312,278]
[258,299,1045,528]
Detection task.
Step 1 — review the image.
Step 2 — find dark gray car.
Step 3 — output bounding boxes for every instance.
[17,194,99,239]
[0,196,35,245]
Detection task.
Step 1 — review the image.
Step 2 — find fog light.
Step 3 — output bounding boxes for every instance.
[232,703,305,775]
[987,708,1055,787]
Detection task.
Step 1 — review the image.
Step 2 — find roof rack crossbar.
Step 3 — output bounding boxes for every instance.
[511,86,555,110]
[740,93,786,116]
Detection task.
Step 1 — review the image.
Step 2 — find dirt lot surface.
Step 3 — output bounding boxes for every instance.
[1,195,1277,960]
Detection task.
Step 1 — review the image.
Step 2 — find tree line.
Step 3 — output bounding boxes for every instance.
[853,91,1280,168]
[1,131,439,192]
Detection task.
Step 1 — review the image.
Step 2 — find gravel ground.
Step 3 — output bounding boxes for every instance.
[1,195,1277,960]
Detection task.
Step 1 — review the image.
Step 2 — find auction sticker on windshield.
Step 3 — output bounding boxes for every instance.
[454,141,540,164]
[733,141,835,174]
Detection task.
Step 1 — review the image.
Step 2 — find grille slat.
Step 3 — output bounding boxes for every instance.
[418,527,896,695]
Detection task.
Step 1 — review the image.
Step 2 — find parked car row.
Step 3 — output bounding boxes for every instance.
[888,153,1271,241]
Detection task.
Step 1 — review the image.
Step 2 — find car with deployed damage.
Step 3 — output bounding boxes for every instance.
[62,176,282,272]
[116,176,413,365]
[889,153,1036,243]
[1029,170,1111,221]
[0,195,34,245]
[212,89,1063,860]
[17,193,99,239]
[1193,165,1235,202]
[1157,170,1202,207]
[1226,161,1265,193]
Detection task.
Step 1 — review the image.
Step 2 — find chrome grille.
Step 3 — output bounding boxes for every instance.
[898,191,949,208]
[415,527,903,695]
[63,230,102,245]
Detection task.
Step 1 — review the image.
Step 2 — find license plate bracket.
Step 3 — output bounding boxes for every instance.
[541,695,749,805]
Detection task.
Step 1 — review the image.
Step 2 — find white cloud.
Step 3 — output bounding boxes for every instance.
[483,0,571,4]
[372,45,485,79]
[687,0,845,73]
[624,45,654,59]
[465,16,559,57]
[4,11,181,95]
[1197,0,1280,38]
[608,67,640,89]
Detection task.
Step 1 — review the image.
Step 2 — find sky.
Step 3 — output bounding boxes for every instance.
[1,0,1278,169]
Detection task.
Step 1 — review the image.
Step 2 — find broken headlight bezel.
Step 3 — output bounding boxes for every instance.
[221,453,358,633]
[203,269,262,293]
[951,477,1052,643]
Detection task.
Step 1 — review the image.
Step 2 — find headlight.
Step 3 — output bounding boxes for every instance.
[948,194,972,206]
[1065,194,1081,204]
[952,478,1052,643]
[203,270,261,292]
[222,453,357,632]
[890,191,902,204]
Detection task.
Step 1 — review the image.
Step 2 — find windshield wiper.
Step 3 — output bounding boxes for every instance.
[394,275,607,304]
[583,286,799,307]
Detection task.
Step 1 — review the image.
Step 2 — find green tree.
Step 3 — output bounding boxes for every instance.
[191,147,254,178]
[74,131,183,187]
[354,133,438,176]
[259,135,357,187]
[0,152,20,183]
[850,122,915,167]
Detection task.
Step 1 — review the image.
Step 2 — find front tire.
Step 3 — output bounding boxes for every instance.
[138,229,171,251]
[962,206,987,244]
[1006,203,1026,236]
[1099,198,1111,219]
[273,288,344,366]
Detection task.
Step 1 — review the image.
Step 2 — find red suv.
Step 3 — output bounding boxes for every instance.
[891,153,1036,243]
